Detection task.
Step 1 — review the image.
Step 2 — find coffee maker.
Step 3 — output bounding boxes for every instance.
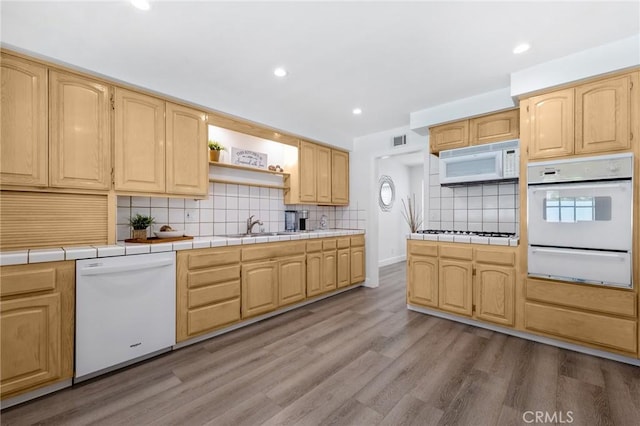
[297,210,309,231]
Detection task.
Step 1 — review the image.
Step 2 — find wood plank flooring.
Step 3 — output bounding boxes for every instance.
[2,262,640,425]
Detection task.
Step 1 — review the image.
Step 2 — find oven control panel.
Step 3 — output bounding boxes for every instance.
[528,153,633,184]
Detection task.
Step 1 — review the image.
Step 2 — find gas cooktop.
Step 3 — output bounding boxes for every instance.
[418,229,516,238]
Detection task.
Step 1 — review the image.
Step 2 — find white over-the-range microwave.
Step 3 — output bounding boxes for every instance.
[439,139,519,185]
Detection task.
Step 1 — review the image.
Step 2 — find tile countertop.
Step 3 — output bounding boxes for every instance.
[0,229,366,267]
[408,233,519,247]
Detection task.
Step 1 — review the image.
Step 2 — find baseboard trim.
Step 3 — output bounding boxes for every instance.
[1,379,72,410]
[378,255,406,267]
[407,304,640,366]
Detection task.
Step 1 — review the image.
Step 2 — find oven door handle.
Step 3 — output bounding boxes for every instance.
[528,182,628,193]
[530,247,626,260]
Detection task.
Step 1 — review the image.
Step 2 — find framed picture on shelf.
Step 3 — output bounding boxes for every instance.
[231,148,268,169]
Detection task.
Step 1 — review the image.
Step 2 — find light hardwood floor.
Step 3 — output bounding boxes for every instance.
[2,262,639,425]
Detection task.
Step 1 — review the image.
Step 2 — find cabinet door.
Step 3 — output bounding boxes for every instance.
[331,150,349,205]
[407,255,438,308]
[299,141,317,202]
[322,250,337,292]
[439,259,473,316]
[430,121,469,153]
[1,293,61,396]
[49,70,111,190]
[114,88,165,193]
[350,246,365,284]
[241,261,278,318]
[337,248,351,288]
[0,54,48,187]
[316,145,332,204]
[576,74,633,154]
[528,89,575,160]
[306,252,323,297]
[475,264,515,326]
[469,109,519,145]
[166,102,208,196]
[279,255,306,307]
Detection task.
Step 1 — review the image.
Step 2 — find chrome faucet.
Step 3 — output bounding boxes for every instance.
[246,215,263,234]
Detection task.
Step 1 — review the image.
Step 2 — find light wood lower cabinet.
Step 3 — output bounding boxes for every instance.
[0,261,74,400]
[337,248,350,288]
[407,254,438,308]
[475,264,515,326]
[278,255,306,307]
[242,260,278,318]
[176,247,241,342]
[322,250,337,292]
[306,252,323,297]
[439,259,473,316]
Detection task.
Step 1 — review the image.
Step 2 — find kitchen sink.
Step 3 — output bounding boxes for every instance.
[221,232,295,238]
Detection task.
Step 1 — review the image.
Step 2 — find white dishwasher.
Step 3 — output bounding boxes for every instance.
[75,251,176,381]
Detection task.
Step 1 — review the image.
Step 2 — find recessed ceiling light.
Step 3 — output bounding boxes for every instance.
[274,68,287,77]
[131,0,150,10]
[513,43,530,54]
[352,108,362,115]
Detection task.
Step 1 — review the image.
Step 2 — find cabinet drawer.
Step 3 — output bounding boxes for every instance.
[0,263,57,297]
[323,239,337,250]
[187,298,240,337]
[187,248,240,270]
[337,237,350,249]
[525,302,637,354]
[526,278,636,317]
[475,248,515,266]
[408,241,437,257]
[187,265,240,288]
[307,241,322,253]
[188,280,240,308]
[350,235,365,247]
[242,241,305,262]
[440,244,473,260]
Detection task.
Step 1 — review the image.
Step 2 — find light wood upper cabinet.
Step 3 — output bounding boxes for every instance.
[0,54,48,187]
[114,88,165,193]
[407,254,438,308]
[527,88,575,160]
[475,264,515,326]
[575,74,634,154]
[49,70,111,190]
[430,121,469,153]
[438,259,473,316]
[469,109,519,145]
[331,150,349,205]
[0,261,74,399]
[241,260,278,318]
[166,102,208,196]
[316,145,332,204]
[278,255,306,307]
[298,141,317,202]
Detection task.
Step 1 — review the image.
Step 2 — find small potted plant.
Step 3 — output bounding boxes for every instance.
[208,140,225,162]
[128,213,155,240]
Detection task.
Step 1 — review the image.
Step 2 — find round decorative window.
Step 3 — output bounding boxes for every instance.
[378,175,395,212]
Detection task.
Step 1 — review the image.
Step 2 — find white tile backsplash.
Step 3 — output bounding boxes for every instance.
[427,154,519,234]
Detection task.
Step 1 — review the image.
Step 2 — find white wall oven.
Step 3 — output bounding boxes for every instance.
[527,153,634,289]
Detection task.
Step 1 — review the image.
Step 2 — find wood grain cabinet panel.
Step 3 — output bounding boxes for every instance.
[350,246,365,285]
[322,250,337,292]
[527,89,575,160]
[278,255,306,307]
[0,261,74,400]
[469,109,519,145]
[337,248,351,288]
[165,102,208,196]
[475,264,515,326]
[49,70,111,190]
[438,259,473,316]
[316,145,332,204]
[242,260,278,318]
[298,141,317,202]
[0,54,48,187]
[430,121,469,153]
[575,74,633,154]
[114,88,165,193]
[331,150,349,205]
[407,255,438,308]
[306,252,323,297]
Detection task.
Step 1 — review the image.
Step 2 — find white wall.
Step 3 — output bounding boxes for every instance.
[409,165,424,228]
[377,158,410,267]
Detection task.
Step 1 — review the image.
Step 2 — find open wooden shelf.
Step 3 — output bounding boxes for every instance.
[209,161,289,176]
[208,178,288,190]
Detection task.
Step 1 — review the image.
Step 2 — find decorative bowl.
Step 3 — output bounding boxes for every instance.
[154,230,184,238]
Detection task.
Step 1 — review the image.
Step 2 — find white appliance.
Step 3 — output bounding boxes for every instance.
[527,153,633,288]
[75,252,176,381]
[439,139,519,185]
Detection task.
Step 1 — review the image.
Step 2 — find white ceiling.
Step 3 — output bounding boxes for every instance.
[2,1,639,149]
